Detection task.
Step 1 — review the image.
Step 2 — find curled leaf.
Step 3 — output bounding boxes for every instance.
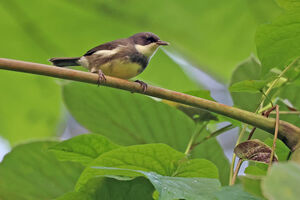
[234,139,278,163]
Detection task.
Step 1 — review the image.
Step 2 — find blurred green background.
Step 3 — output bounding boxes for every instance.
[0,0,282,147]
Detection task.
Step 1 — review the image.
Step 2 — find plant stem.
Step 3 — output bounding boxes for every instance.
[229,124,247,185]
[1,58,300,151]
[184,122,208,155]
[269,105,280,171]
[192,124,234,147]
[231,158,243,185]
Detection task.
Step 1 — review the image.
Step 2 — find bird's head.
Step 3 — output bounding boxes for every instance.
[130,32,169,58]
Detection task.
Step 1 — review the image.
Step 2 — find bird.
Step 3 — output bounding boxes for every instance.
[49,32,169,92]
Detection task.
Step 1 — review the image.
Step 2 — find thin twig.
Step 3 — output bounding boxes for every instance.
[229,124,247,185]
[190,124,234,149]
[269,105,280,171]
[1,58,300,151]
[231,158,243,185]
[184,122,208,155]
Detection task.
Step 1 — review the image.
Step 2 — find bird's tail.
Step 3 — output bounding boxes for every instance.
[49,57,81,67]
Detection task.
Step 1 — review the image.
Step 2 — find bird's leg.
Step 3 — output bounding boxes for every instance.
[95,69,106,86]
[134,80,148,93]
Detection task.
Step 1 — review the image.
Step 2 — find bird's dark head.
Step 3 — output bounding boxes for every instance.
[130,32,169,57]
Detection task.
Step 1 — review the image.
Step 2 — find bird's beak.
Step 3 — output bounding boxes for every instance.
[156,40,169,46]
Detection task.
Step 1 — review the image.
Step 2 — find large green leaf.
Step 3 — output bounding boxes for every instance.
[75,143,218,189]
[0,141,83,200]
[215,185,261,200]
[56,177,154,200]
[63,82,195,151]
[256,1,300,74]
[0,71,61,144]
[262,162,300,200]
[229,56,262,111]
[49,134,120,165]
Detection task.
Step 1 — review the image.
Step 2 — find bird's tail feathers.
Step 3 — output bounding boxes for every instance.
[49,57,81,67]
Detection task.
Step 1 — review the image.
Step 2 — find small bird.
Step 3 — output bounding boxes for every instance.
[49,32,169,92]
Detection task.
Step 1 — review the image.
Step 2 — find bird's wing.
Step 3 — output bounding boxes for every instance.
[84,39,129,56]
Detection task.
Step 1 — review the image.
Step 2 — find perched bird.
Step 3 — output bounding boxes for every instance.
[49,32,169,92]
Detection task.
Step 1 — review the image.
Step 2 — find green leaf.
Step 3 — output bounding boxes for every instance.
[230,80,266,93]
[277,84,300,126]
[229,56,262,111]
[262,162,300,200]
[162,90,218,122]
[245,165,267,176]
[56,177,154,200]
[256,5,300,74]
[241,176,264,199]
[63,82,195,152]
[215,185,261,200]
[191,129,231,186]
[264,138,290,161]
[75,143,218,190]
[0,141,83,200]
[49,134,120,165]
[0,72,61,145]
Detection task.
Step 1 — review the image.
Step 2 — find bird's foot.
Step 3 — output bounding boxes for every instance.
[134,80,148,93]
[96,70,106,86]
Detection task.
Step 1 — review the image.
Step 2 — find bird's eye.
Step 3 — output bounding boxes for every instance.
[147,37,156,43]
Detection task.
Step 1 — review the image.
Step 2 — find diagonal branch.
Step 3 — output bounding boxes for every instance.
[1,58,300,151]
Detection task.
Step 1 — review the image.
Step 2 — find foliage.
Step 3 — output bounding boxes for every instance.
[1,0,300,199]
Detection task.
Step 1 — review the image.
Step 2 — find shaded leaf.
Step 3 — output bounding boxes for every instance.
[56,177,154,200]
[234,139,278,163]
[262,162,300,200]
[63,82,195,152]
[0,141,83,200]
[191,128,231,186]
[49,134,120,165]
[0,71,61,145]
[240,176,264,199]
[162,90,217,122]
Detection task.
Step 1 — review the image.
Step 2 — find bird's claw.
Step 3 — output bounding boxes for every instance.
[134,80,148,93]
[96,70,106,86]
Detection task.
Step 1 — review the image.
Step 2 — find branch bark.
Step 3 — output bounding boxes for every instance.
[1,58,300,151]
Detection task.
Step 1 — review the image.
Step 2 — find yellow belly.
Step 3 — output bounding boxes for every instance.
[99,60,143,79]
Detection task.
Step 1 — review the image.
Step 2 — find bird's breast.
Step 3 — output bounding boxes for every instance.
[100,59,144,79]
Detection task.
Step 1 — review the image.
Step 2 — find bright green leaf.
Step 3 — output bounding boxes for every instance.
[0,141,83,200]
[49,134,120,165]
[262,162,300,200]
[229,56,262,111]
[75,143,218,190]
[63,82,195,152]
[230,80,266,93]
[256,6,300,74]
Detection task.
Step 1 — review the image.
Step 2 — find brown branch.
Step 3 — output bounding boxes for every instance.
[1,58,300,151]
